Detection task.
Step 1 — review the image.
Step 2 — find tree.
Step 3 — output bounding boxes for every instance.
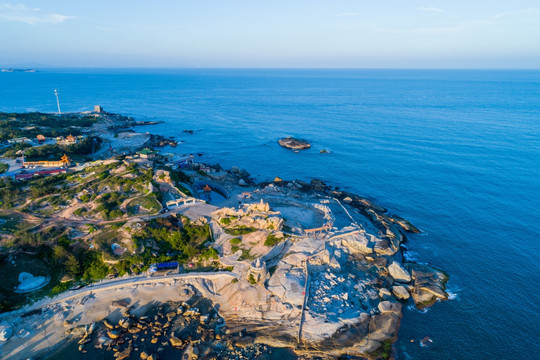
[64,254,80,277]
[52,245,67,264]
[82,252,109,281]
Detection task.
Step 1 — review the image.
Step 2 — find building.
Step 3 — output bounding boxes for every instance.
[57,134,77,146]
[175,154,194,168]
[137,148,157,159]
[94,105,103,113]
[23,154,71,168]
[7,137,31,144]
[36,135,46,143]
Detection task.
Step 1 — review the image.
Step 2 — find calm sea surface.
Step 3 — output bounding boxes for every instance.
[1,69,539,359]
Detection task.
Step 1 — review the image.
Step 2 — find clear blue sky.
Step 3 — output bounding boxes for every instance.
[1,1,539,68]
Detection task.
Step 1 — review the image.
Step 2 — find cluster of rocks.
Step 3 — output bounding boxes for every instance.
[65,299,222,360]
[63,296,288,360]
[147,134,178,147]
[308,267,374,316]
[228,165,254,187]
[212,343,272,360]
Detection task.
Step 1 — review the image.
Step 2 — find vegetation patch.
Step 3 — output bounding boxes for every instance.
[126,195,161,215]
[230,237,242,245]
[224,226,257,236]
[248,273,257,285]
[264,233,282,247]
[0,211,34,232]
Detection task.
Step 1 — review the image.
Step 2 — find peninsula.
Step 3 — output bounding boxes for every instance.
[0,109,448,360]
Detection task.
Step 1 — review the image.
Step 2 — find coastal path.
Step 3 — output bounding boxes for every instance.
[297,258,310,344]
[0,271,238,321]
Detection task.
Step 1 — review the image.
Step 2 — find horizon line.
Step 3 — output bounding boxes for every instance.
[3,66,540,71]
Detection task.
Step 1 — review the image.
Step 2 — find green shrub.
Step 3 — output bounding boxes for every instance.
[248,273,257,285]
[230,237,242,245]
[200,247,219,260]
[51,281,73,296]
[82,252,109,282]
[73,208,85,216]
[264,233,281,247]
[224,226,257,236]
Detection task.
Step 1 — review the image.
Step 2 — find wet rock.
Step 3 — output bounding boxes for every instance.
[407,263,448,308]
[378,301,401,315]
[183,344,199,360]
[278,137,311,150]
[235,335,254,347]
[103,319,114,329]
[119,318,131,329]
[369,312,400,341]
[420,336,433,347]
[392,285,410,300]
[170,336,183,347]
[388,261,412,283]
[108,330,120,339]
[114,345,132,359]
[390,215,420,233]
[68,325,87,337]
[310,179,329,191]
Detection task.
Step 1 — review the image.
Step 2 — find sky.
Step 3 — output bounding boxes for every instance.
[0,1,539,68]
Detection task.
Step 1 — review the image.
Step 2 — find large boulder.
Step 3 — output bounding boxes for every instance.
[278,137,311,150]
[339,231,373,255]
[170,336,183,347]
[392,285,410,300]
[406,263,448,308]
[388,261,412,283]
[378,300,402,315]
[368,312,400,341]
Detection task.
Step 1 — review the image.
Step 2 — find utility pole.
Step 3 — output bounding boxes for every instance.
[54,89,61,114]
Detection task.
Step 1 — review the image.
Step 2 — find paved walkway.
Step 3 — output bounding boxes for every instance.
[0,271,237,320]
[297,258,310,343]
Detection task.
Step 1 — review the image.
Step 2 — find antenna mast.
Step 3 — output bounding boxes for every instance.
[54,89,61,114]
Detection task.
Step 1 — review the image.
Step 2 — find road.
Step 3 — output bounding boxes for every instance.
[0,270,238,320]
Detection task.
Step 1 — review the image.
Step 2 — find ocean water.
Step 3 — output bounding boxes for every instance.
[1,69,540,359]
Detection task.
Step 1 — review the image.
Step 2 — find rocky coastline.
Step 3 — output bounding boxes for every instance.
[0,111,448,360]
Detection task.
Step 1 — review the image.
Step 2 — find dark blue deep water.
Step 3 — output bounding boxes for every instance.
[1,69,539,359]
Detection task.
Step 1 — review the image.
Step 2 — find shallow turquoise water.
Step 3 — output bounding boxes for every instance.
[1,69,539,359]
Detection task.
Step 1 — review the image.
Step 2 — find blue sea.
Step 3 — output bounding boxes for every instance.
[1,69,539,359]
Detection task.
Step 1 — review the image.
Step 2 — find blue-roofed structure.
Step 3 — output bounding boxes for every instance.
[155,262,178,271]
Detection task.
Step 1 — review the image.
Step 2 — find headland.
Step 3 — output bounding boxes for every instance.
[0,109,448,359]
